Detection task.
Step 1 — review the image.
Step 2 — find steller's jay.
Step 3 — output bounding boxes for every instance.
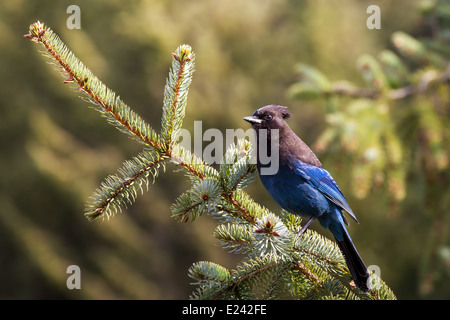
[244,105,370,292]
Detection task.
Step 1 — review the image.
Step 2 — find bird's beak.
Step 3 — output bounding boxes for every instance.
[243,116,263,125]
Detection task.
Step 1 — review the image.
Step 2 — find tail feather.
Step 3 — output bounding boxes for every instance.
[335,229,370,292]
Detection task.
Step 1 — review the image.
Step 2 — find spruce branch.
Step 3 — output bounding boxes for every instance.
[293,261,323,290]
[220,139,257,194]
[170,144,218,181]
[85,149,168,221]
[188,261,231,285]
[195,257,283,300]
[161,46,195,149]
[171,177,222,222]
[214,223,253,254]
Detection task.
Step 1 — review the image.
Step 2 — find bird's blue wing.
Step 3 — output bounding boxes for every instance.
[293,161,358,223]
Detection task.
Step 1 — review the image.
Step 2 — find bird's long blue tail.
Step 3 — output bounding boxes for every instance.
[335,227,370,292]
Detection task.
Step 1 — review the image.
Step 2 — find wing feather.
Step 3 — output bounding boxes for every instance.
[294,161,358,223]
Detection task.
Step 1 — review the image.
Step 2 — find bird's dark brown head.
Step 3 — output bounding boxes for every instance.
[243,105,291,130]
[244,104,322,168]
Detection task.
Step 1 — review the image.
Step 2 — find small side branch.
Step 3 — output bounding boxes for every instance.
[85,151,168,221]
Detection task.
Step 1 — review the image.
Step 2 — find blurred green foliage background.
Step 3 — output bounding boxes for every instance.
[0,0,448,299]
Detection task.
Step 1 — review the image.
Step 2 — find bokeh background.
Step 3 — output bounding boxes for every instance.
[1,0,449,299]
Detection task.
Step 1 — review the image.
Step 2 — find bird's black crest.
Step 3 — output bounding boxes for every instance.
[273,105,291,119]
[281,109,291,119]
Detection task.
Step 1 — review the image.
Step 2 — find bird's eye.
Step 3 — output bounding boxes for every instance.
[264,114,273,121]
